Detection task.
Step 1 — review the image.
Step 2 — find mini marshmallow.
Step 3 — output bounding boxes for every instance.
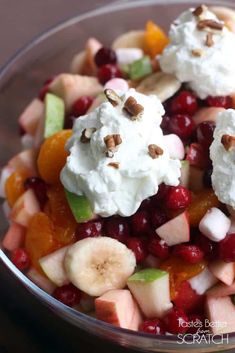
[104,78,129,95]
[115,48,143,66]
[189,267,218,295]
[163,134,185,160]
[199,207,231,242]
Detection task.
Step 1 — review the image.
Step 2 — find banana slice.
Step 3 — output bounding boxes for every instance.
[136,72,181,102]
[112,30,145,50]
[64,237,136,296]
[210,6,235,33]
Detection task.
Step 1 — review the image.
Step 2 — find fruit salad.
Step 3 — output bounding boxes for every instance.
[2,3,235,337]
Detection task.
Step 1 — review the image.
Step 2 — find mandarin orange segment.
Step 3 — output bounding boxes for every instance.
[187,189,220,227]
[5,171,27,207]
[25,212,60,271]
[144,20,169,58]
[45,185,76,246]
[160,257,206,300]
[37,130,72,185]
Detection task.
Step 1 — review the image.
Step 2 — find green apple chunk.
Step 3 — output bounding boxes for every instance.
[44,93,65,138]
[65,189,94,223]
[127,268,172,318]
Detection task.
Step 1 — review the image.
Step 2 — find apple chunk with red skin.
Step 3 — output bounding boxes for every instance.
[206,296,235,334]
[10,189,40,227]
[8,149,38,177]
[2,222,26,251]
[18,98,44,136]
[156,211,190,246]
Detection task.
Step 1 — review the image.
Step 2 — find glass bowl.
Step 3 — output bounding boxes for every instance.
[1,0,235,351]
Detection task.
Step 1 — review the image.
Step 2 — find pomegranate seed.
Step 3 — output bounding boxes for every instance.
[53,284,81,307]
[11,248,30,271]
[150,209,168,229]
[195,234,216,260]
[139,319,166,334]
[148,237,169,259]
[168,114,195,140]
[43,76,55,85]
[187,314,205,334]
[160,115,171,134]
[95,47,117,67]
[71,96,94,117]
[196,121,215,149]
[170,90,198,116]
[131,210,150,235]
[219,234,235,262]
[64,114,75,129]
[126,237,147,263]
[163,308,189,334]
[186,143,210,169]
[104,216,130,243]
[165,186,191,210]
[152,184,171,205]
[203,167,213,188]
[38,84,49,101]
[24,177,48,209]
[75,220,103,240]
[98,64,122,85]
[206,95,233,109]
[173,244,204,264]
[139,198,152,210]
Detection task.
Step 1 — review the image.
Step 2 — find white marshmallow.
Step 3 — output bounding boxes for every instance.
[199,207,231,242]
[163,134,185,160]
[189,267,218,295]
[115,48,143,66]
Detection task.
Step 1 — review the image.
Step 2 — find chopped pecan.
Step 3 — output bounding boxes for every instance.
[104,134,122,157]
[108,162,120,169]
[81,128,96,143]
[123,96,144,120]
[148,144,163,159]
[197,19,223,31]
[221,134,235,151]
[193,4,207,17]
[205,33,214,47]
[104,88,122,107]
[191,49,204,57]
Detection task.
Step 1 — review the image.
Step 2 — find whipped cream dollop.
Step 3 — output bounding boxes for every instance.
[61,89,181,217]
[210,109,235,209]
[159,6,235,99]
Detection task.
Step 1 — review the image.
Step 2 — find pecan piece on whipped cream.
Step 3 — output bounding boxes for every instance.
[104,88,122,107]
[197,19,223,31]
[123,96,144,120]
[148,144,163,159]
[108,162,120,169]
[81,128,96,143]
[191,49,204,57]
[205,33,214,47]
[104,134,122,157]
[193,4,207,17]
[221,134,235,151]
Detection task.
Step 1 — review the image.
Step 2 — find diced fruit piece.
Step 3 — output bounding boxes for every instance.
[94,47,117,67]
[209,260,235,286]
[70,51,86,74]
[163,308,188,334]
[144,21,169,58]
[104,78,129,95]
[163,134,185,160]
[186,143,209,169]
[10,189,40,227]
[139,318,165,334]
[27,268,56,294]
[2,200,10,220]
[71,96,93,117]
[129,56,152,80]
[49,74,103,112]
[168,114,195,139]
[115,48,143,66]
[165,186,191,210]
[173,281,203,314]
[97,64,122,85]
[180,161,190,188]
[218,234,235,262]
[192,107,224,126]
[128,302,143,331]
[84,37,103,75]
[2,222,25,251]
[173,244,204,264]
[18,98,44,136]
[188,267,217,295]
[53,284,81,307]
[44,93,65,138]
[207,281,235,298]
[39,246,70,286]
[170,90,198,116]
[189,166,204,192]
[5,171,27,207]
[187,189,220,227]
[156,211,190,246]
[64,237,136,296]
[206,296,235,334]
[0,166,13,198]
[11,248,30,271]
[206,95,232,108]
[65,190,94,223]
[8,149,37,177]
[127,268,172,318]
[25,212,59,270]
[95,289,139,330]
[37,129,72,184]
[199,207,231,242]
[196,121,215,149]
[112,30,145,50]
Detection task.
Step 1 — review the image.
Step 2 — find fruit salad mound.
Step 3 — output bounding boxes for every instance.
[2,3,235,338]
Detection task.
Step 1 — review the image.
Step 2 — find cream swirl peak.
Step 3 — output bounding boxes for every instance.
[159,5,235,99]
[60,89,181,217]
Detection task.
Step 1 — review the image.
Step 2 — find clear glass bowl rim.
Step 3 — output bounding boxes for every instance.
[1,0,235,350]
